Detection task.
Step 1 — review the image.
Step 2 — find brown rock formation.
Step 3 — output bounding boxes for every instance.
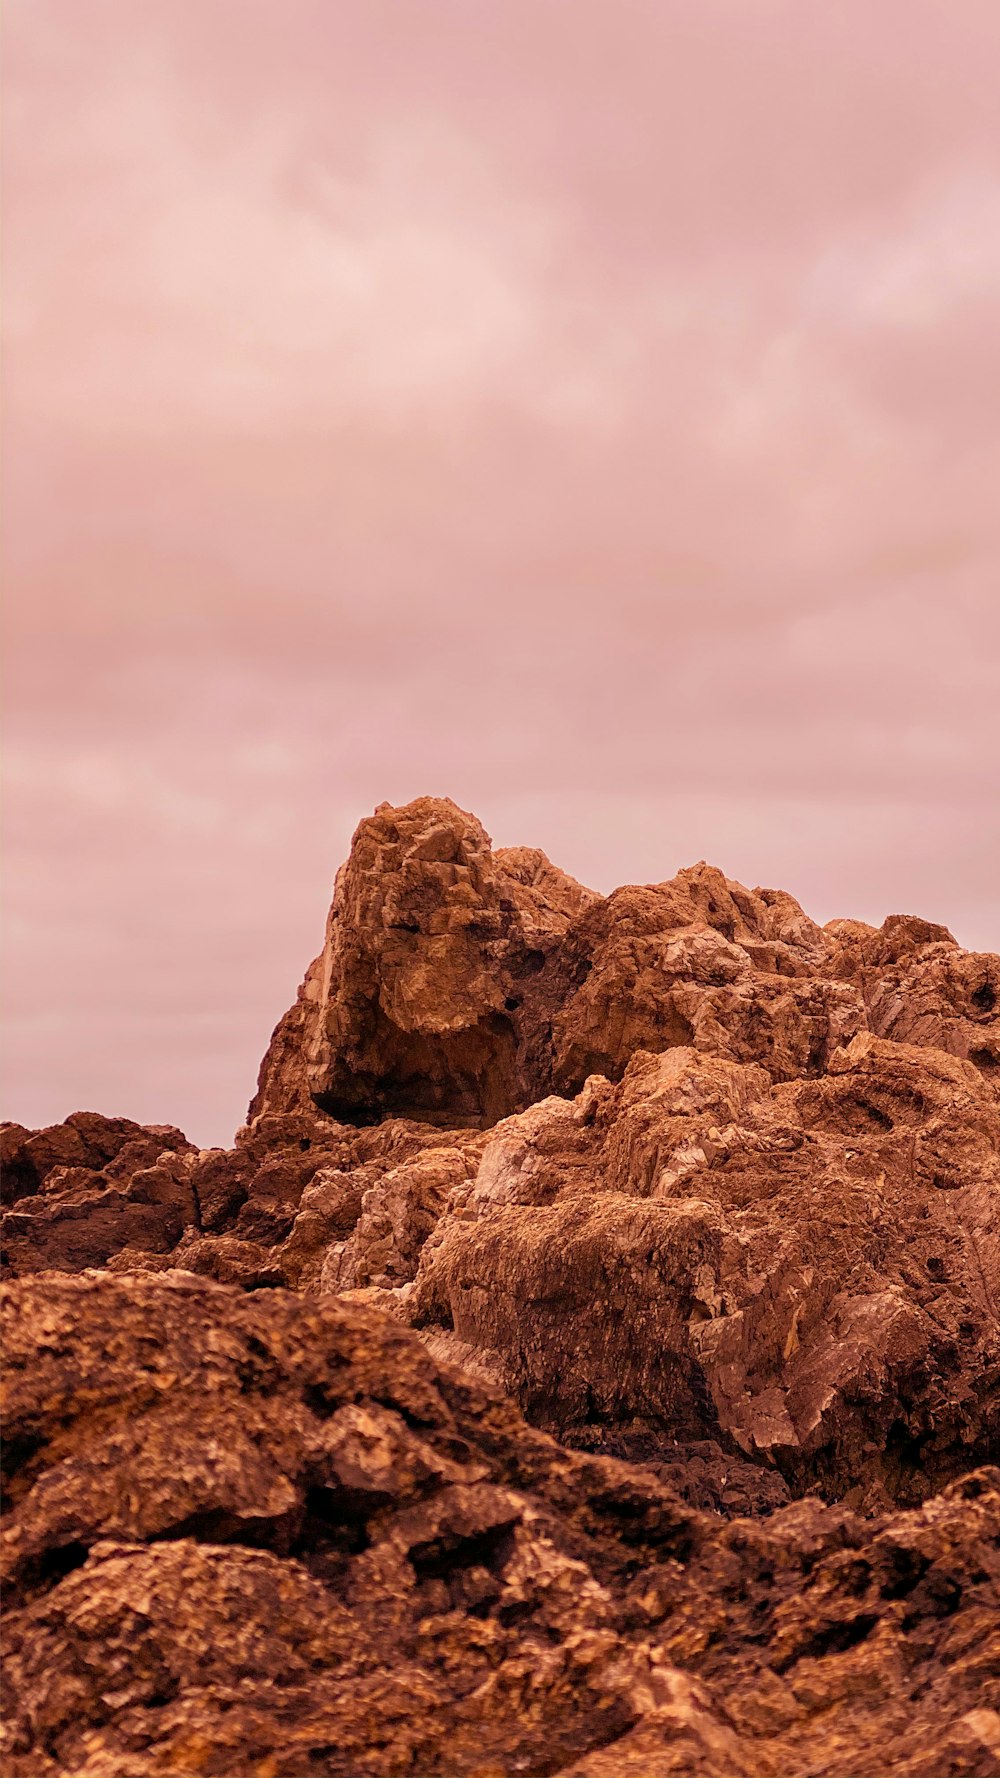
[412,1035,1000,1498]
[250,797,597,1128]
[1,1117,198,1273]
[252,798,998,1135]
[2,1273,998,1778]
[2,796,999,1776]
[0,1113,191,1209]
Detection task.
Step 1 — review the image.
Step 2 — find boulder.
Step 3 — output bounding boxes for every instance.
[1,1130,197,1277]
[250,796,596,1128]
[413,1037,1000,1500]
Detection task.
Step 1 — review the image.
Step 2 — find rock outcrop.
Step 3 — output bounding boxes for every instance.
[413,1035,1000,1499]
[2,796,998,1776]
[3,1273,999,1778]
[251,798,997,1131]
[250,797,598,1128]
[0,1115,198,1272]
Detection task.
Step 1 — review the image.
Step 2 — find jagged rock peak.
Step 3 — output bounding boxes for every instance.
[249,796,998,1133]
[249,796,599,1128]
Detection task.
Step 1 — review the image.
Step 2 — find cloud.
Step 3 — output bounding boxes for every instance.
[805,172,1000,330]
[2,0,998,1143]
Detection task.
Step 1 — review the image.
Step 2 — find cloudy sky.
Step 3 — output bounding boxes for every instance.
[3,0,999,1145]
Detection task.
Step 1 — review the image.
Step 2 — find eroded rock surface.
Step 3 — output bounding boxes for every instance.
[251,799,998,1131]
[250,797,598,1128]
[2,1274,999,1778]
[2,797,998,1776]
[412,1035,1000,1503]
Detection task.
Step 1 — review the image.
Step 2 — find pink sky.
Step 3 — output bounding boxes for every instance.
[3,0,999,1146]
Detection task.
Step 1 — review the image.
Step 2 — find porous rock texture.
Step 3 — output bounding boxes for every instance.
[2,796,999,1777]
[3,1274,1000,1778]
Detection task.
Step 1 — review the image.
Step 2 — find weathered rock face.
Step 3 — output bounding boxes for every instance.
[548,872,864,1095]
[3,1273,999,1778]
[0,1116,198,1273]
[0,1113,192,1209]
[412,1035,1000,1501]
[250,797,598,1128]
[251,799,998,1134]
[2,796,999,1776]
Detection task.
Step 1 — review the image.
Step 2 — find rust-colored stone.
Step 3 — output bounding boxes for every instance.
[1,1274,998,1777]
[2,797,998,1776]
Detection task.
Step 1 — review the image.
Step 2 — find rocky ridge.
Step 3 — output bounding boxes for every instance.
[2,796,998,1776]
